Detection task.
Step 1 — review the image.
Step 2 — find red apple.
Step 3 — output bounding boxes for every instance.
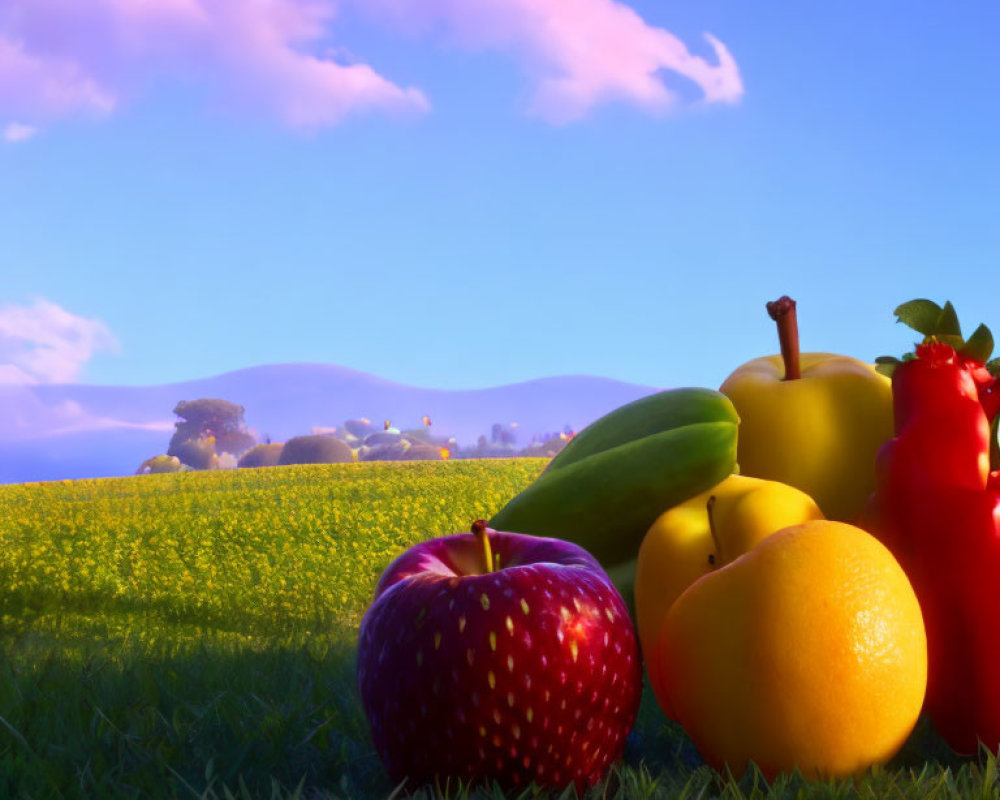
[357,521,642,791]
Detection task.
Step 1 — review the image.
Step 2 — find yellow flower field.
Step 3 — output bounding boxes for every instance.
[0,459,545,655]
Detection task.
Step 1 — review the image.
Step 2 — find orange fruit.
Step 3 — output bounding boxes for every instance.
[635,474,825,689]
[657,520,927,780]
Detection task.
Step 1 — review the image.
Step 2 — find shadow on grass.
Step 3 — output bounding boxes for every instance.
[0,638,394,800]
[1,585,353,643]
[0,630,985,800]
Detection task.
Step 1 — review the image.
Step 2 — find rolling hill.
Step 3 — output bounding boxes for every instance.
[0,364,661,484]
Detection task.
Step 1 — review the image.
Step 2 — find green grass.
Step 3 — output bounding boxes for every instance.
[0,461,993,799]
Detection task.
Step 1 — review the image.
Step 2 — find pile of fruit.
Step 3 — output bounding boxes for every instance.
[356,296,1000,791]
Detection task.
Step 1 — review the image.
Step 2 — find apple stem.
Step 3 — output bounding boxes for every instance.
[471,519,493,575]
[706,495,720,567]
[766,295,801,381]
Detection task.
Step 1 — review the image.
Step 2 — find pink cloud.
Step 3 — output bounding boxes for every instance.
[0,34,116,121]
[210,2,430,128]
[351,0,743,122]
[0,0,739,132]
[0,298,120,385]
[0,0,428,132]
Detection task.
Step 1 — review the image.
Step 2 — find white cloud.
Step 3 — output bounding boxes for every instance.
[3,122,37,142]
[0,298,120,385]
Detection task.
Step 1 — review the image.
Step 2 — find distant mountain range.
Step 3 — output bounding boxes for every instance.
[0,364,661,484]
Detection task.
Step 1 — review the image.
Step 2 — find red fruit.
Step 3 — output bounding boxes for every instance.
[357,524,642,791]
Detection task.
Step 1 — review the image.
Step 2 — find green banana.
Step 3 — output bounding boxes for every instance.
[545,387,739,473]
[489,420,737,569]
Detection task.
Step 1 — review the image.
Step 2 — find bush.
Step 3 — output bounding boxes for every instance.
[135,455,185,475]
[238,443,285,469]
[362,431,403,447]
[401,443,444,461]
[358,433,440,462]
[278,435,354,466]
[170,438,217,470]
[343,418,375,438]
[358,442,408,462]
[401,428,434,444]
[168,398,255,458]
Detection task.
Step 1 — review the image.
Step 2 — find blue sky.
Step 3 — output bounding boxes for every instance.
[2,0,999,392]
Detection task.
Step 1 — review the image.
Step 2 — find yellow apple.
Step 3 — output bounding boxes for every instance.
[633,474,824,671]
[719,296,893,523]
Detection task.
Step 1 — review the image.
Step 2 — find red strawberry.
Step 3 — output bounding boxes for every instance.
[357,523,642,791]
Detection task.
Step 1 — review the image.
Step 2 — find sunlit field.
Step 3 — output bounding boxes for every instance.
[0,461,988,799]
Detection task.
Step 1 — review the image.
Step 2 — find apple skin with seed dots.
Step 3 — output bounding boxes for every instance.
[356,526,642,791]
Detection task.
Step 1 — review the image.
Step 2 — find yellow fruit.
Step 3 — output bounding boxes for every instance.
[658,520,926,780]
[635,474,824,677]
[720,352,893,523]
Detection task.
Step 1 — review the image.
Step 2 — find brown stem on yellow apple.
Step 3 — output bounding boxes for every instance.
[706,495,720,567]
[471,519,494,574]
[766,295,801,381]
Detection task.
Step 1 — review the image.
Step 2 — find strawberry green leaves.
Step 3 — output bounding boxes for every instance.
[877,299,997,378]
[963,324,995,366]
[894,299,963,343]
